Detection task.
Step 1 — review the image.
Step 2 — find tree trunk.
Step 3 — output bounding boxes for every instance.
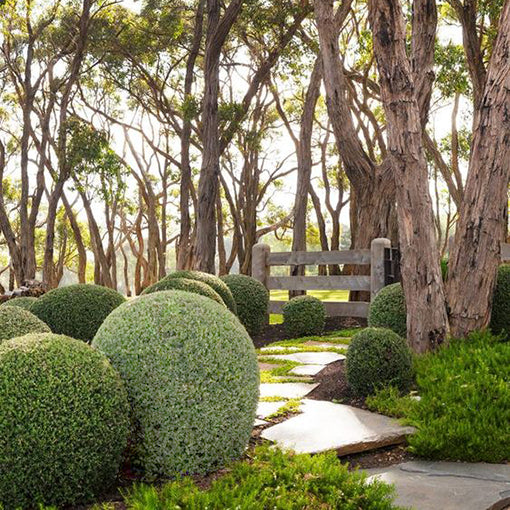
[447,0,510,336]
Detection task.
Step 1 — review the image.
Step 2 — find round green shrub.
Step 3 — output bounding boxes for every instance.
[1,296,37,311]
[346,327,414,397]
[221,274,269,336]
[0,333,130,509]
[368,283,407,338]
[92,290,259,477]
[167,270,237,313]
[0,306,50,344]
[490,264,510,337]
[142,277,224,306]
[282,295,326,338]
[30,284,126,342]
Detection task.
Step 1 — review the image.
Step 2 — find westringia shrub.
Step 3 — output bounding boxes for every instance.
[0,306,50,344]
[367,283,407,338]
[490,264,510,338]
[0,333,130,509]
[142,276,224,306]
[367,331,510,462]
[30,284,125,342]
[166,270,237,313]
[282,295,326,338]
[1,296,38,311]
[221,274,269,336]
[92,290,259,476]
[123,446,402,510]
[346,327,414,397]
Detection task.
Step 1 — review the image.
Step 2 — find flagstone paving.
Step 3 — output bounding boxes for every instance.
[289,364,325,376]
[366,461,510,510]
[302,341,350,350]
[257,401,287,419]
[261,399,415,455]
[263,351,345,365]
[259,382,319,399]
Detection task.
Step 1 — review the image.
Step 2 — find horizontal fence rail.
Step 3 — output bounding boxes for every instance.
[267,249,371,266]
[268,275,371,292]
[269,300,370,318]
[502,243,510,262]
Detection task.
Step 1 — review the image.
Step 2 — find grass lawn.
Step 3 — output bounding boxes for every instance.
[270,289,350,302]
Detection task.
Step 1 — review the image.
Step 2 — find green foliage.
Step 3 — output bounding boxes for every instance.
[31,284,125,342]
[1,296,37,311]
[489,264,510,337]
[435,42,470,98]
[282,295,326,338]
[346,328,414,397]
[0,333,129,508]
[366,386,419,419]
[92,291,259,477]
[221,274,269,336]
[0,306,50,343]
[368,283,407,338]
[141,277,224,305]
[368,331,510,462]
[123,445,402,510]
[167,270,237,313]
[440,258,449,281]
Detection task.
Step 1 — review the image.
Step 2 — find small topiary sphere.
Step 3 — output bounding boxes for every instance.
[1,296,37,311]
[30,284,126,342]
[490,265,510,337]
[0,333,130,509]
[141,277,224,306]
[167,270,237,314]
[92,290,259,477]
[282,295,326,338]
[368,283,407,338]
[0,306,50,344]
[221,274,269,336]
[346,327,414,397]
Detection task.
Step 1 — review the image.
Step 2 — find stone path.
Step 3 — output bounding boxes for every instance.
[367,461,510,510]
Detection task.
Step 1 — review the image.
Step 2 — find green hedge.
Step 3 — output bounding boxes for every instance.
[92,290,259,476]
[346,327,414,397]
[221,274,269,336]
[282,295,326,338]
[1,296,37,311]
[30,284,125,342]
[490,264,510,337]
[0,306,50,344]
[142,277,224,305]
[0,333,129,508]
[368,283,407,338]
[167,270,237,313]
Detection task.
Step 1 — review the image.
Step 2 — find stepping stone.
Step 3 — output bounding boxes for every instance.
[259,383,318,399]
[266,352,345,365]
[254,418,268,427]
[261,399,415,455]
[257,400,287,419]
[259,362,278,371]
[260,345,295,352]
[303,341,350,350]
[366,461,510,510]
[289,364,325,376]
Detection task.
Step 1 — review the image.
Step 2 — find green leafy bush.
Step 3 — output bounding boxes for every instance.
[368,283,407,338]
[167,270,237,313]
[0,333,129,509]
[221,274,269,336]
[490,264,510,337]
[92,290,259,476]
[367,331,510,462]
[346,327,414,397]
[124,446,402,510]
[30,284,125,342]
[282,295,326,338]
[1,296,37,311]
[142,276,224,305]
[0,306,50,344]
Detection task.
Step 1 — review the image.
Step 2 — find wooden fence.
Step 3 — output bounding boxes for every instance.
[252,238,392,319]
[502,243,510,263]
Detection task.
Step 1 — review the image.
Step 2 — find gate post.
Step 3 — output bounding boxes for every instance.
[371,238,391,300]
[252,243,271,289]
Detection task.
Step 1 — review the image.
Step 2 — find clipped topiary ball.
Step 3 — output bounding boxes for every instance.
[0,333,129,509]
[368,283,407,338]
[282,295,326,338]
[346,327,414,397]
[142,277,224,306]
[490,265,510,337]
[30,284,125,342]
[92,290,259,477]
[1,296,37,311]
[0,306,50,344]
[167,270,237,314]
[221,274,269,336]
